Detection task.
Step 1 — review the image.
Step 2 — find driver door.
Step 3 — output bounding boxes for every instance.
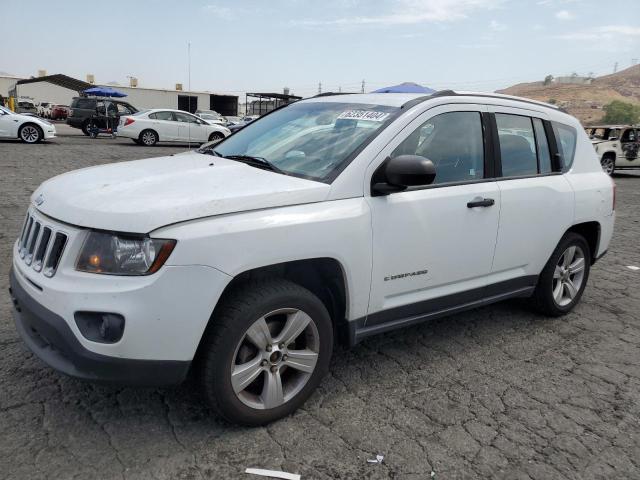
[175,111,205,142]
[365,104,501,326]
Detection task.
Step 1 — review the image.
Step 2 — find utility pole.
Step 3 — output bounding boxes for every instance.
[338,86,342,93]
[361,80,365,93]
[318,82,322,94]
[614,61,618,73]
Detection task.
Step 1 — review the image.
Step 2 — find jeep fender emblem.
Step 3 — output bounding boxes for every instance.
[35,194,44,206]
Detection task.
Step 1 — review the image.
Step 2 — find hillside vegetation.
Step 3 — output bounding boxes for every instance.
[496,65,640,125]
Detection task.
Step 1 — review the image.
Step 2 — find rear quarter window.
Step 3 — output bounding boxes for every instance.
[72,98,96,109]
[553,122,577,170]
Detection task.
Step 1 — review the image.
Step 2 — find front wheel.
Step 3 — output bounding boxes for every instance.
[197,279,333,426]
[208,132,225,142]
[19,124,43,143]
[532,232,591,316]
[600,155,615,175]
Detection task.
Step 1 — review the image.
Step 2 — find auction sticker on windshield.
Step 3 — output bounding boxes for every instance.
[337,110,390,122]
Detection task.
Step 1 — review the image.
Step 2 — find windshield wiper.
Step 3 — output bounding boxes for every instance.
[198,147,223,156]
[224,155,285,174]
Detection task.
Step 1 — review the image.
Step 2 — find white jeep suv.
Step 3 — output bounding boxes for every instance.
[10,91,615,425]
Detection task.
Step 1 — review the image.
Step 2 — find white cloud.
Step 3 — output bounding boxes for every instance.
[556,24,640,40]
[292,0,506,27]
[489,19,506,31]
[555,10,574,20]
[202,4,235,19]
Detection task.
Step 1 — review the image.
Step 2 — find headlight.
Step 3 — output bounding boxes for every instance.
[76,231,176,275]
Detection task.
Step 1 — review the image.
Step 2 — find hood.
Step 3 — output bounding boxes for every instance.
[33,152,330,233]
[15,112,53,126]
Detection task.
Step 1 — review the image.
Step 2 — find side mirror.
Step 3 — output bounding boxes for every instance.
[372,155,436,196]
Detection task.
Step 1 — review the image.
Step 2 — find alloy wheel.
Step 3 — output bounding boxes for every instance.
[231,308,320,410]
[21,126,40,143]
[142,131,156,145]
[552,245,586,307]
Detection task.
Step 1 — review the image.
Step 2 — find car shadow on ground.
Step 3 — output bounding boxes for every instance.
[9,297,543,428]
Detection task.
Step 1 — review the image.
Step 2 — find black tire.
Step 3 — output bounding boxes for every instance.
[139,129,158,146]
[600,154,615,176]
[18,123,43,143]
[197,278,333,426]
[532,232,591,317]
[208,132,225,142]
[81,121,92,136]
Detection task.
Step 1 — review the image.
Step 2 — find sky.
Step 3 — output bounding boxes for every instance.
[2,0,639,98]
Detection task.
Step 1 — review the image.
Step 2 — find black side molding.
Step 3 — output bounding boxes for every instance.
[348,275,538,346]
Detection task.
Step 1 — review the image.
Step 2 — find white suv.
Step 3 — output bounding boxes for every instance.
[10,91,615,425]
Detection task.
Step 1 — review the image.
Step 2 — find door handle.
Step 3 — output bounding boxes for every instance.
[467,197,495,208]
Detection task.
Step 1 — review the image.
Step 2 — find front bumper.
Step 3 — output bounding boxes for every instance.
[10,268,190,386]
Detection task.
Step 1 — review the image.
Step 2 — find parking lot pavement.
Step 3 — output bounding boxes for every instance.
[1,135,640,480]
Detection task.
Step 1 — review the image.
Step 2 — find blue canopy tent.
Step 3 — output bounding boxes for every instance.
[82,87,127,137]
[373,82,435,94]
[82,86,127,98]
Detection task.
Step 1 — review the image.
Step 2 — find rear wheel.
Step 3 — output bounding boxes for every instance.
[532,232,590,316]
[81,121,92,136]
[208,132,225,142]
[139,129,158,146]
[197,279,333,426]
[600,154,615,175]
[19,124,43,143]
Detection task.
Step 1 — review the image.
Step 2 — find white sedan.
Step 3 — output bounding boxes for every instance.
[0,106,56,143]
[118,109,231,146]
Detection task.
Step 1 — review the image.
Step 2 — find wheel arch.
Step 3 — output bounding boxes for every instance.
[566,221,601,264]
[208,258,350,346]
[139,128,159,143]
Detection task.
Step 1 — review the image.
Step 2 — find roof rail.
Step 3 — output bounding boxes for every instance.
[313,92,357,98]
[425,90,561,111]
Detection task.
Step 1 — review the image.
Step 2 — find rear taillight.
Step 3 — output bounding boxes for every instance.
[612,178,616,212]
[124,117,135,126]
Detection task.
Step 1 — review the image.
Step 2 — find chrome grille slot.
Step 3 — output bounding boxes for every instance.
[33,227,52,272]
[16,210,71,279]
[43,233,67,278]
[25,222,41,265]
[20,216,34,258]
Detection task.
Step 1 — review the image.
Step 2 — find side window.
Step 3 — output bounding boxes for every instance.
[495,114,537,177]
[117,103,133,115]
[150,111,174,121]
[533,118,552,174]
[174,112,198,123]
[553,122,577,169]
[392,111,484,185]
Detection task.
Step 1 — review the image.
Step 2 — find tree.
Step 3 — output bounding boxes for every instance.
[601,100,640,124]
[548,98,557,105]
[543,75,554,86]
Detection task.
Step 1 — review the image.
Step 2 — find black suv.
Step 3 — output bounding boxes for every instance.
[67,97,138,135]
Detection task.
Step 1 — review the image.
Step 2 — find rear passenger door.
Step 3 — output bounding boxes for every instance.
[149,111,178,141]
[487,106,574,287]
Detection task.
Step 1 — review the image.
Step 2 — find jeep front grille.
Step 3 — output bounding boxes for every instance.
[18,212,68,278]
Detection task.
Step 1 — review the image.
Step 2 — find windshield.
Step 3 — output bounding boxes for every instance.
[212,102,399,182]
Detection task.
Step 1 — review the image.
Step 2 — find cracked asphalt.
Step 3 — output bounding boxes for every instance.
[2,130,640,479]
